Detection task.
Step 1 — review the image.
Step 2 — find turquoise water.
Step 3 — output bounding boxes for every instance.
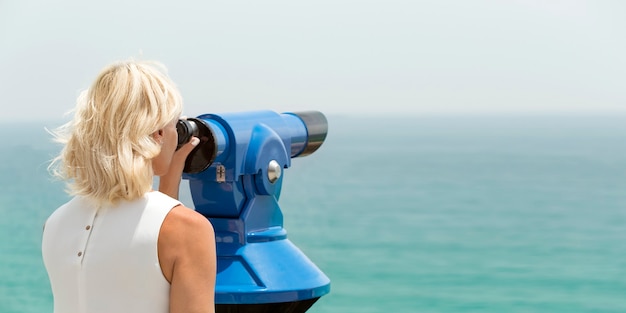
[1,114,626,312]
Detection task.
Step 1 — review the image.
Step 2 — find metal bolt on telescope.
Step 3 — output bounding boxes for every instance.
[178,110,331,313]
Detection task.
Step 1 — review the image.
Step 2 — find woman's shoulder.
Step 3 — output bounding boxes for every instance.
[160,204,215,244]
[167,205,212,229]
[45,196,90,224]
[157,203,215,283]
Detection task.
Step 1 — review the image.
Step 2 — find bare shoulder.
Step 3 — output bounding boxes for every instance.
[160,205,215,251]
[158,205,215,284]
[163,205,214,235]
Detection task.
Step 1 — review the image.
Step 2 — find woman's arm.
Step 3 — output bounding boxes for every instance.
[157,133,215,312]
[158,136,199,199]
[159,205,216,313]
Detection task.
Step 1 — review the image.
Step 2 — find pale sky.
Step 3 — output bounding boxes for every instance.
[1,0,625,121]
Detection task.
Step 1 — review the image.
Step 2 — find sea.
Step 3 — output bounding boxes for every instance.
[1,113,625,313]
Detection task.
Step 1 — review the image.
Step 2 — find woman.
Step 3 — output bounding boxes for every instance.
[42,60,216,313]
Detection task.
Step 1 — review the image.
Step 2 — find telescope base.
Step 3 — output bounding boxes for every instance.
[216,297,320,313]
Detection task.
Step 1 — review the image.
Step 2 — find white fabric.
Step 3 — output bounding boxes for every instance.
[42,191,180,313]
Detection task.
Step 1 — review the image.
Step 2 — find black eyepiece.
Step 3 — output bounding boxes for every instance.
[176,119,199,150]
[176,118,217,174]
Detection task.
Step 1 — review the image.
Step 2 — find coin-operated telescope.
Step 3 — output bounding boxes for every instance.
[179,110,330,313]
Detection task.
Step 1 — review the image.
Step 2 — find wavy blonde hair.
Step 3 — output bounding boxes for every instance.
[49,60,183,206]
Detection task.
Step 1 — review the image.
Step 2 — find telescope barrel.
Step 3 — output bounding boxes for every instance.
[283,111,328,158]
[180,110,328,174]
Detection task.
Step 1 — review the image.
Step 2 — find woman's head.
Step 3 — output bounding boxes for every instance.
[50,60,183,205]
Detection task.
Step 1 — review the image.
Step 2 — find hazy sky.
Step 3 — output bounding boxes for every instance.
[1,0,625,121]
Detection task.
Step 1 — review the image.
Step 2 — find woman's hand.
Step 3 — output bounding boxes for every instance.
[158,136,200,199]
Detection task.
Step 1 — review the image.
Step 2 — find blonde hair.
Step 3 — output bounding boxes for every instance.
[49,60,183,206]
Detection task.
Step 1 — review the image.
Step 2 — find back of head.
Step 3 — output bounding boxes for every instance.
[50,60,183,206]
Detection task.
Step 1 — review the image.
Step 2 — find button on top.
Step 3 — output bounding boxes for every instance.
[78,251,83,257]
[85,225,91,230]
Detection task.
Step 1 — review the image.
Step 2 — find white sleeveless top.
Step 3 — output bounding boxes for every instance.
[42,191,180,313]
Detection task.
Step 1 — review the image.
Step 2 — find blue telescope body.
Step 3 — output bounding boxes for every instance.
[181,110,330,311]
